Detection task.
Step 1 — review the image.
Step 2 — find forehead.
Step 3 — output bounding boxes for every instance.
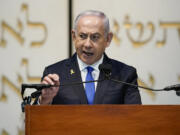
[77,15,105,34]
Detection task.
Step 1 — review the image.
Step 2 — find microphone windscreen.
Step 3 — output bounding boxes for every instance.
[99,64,112,76]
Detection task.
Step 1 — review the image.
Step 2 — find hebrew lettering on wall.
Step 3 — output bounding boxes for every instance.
[112,16,180,48]
[0,3,47,134]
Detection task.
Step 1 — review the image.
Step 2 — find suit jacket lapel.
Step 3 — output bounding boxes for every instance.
[94,54,112,104]
[66,54,88,104]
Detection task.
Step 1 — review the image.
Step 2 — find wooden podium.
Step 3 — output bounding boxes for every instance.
[25,105,180,135]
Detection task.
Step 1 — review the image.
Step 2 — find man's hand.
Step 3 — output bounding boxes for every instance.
[39,74,60,104]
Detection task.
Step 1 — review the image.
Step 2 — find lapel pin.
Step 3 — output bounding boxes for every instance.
[70,69,75,75]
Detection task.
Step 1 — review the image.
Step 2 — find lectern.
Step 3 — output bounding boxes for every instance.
[25,105,180,135]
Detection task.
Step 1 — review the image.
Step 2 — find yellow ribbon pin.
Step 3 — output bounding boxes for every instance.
[70,69,75,75]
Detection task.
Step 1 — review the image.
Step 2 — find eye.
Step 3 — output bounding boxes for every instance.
[79,33,87,39]
[90,34,100,42]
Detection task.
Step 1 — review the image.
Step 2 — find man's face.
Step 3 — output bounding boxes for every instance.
[72,15,112,65]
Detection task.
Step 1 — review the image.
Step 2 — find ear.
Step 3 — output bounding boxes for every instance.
[106,32,113,47]
[71,30,76,41]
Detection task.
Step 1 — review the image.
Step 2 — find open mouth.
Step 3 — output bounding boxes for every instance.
[83,51,94,56]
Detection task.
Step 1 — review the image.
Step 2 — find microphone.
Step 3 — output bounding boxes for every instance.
[99,63,112,79]
[21,84,58,98]
[21,79,104,98]
[98,63,180,96]
[22,83,54,89]
[163,84,180,96]
[98,64,157,91]
[163,84,180,91]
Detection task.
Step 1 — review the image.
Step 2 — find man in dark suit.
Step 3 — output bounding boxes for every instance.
[39,10,141,105]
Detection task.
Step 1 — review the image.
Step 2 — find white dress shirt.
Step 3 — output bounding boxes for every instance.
[77,55,104,91]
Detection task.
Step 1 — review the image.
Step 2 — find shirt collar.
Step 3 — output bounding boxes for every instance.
[77,55,104,72]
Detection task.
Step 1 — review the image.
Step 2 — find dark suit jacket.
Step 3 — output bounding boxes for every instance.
[42,53,141,104]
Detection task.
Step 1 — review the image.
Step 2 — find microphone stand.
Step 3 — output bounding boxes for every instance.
[110,78,163,91]
[99,63,180,95]
[21,79,105,112]
[104,73,180,94]
[30,79,105,98]
[21,86,46,112]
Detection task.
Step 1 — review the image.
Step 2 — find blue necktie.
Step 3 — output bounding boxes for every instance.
[85,66,95,104]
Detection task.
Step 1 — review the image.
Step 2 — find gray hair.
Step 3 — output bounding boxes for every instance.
[73,10,110,37]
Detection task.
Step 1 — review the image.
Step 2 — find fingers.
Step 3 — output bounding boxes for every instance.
[52,74,60,85]
[41,73,60,95]
[40,73,60,104]
[42,74,60,85]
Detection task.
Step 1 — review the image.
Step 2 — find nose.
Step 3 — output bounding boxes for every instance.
[84,37,92,48]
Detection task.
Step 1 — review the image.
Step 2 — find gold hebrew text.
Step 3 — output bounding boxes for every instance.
[0,3,48,48]
[157,22,180,47]
[21,4,47,47]
[0,21,24,47]
[0,75,22,102]
[156,23,167,47]
[124,15,155,48]
[0,58,41,102]
[112,19,121,45]
[1,129,9,135]
[138,73,156,100]
[1,76,21,98]
[0,90,7,102]
[21,58,41,82]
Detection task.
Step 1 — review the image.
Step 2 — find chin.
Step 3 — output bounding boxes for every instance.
[82,59,94,65]
[80,56,92,64]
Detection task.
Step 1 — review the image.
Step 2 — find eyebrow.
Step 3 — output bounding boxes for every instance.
[79,32,101,36]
